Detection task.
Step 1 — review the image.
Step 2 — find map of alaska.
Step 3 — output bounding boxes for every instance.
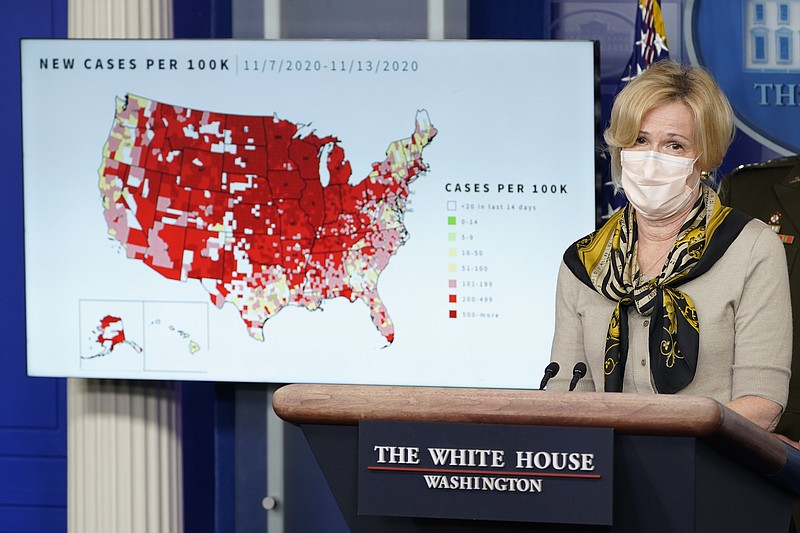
[82,315,142,359]
[98,94,437,343]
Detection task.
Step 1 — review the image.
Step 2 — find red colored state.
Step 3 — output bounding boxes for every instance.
[156,175,192,218]
[312,233,361,255]
[268,170,305,199]
[325,144,352,187]
[304,251,342,299]
[223,146,268,176]
[300,179,325,231]
[180,147,224,191]
[246,233,283,265]
[184,226,224,279]
[140,127,183,176]
[143,221,185,280]
[338,177,368,204]
[128,169,163,242]
[279,199,316,242]
[97,315,126,350]
[188,188,231,229]
[213,249,238,297]
[288,138,322,180]
[263,117,297,170]
[322,185,345,226]
[226,114,266,146]
[225,173,273,204]
[281,238,312,287]
[158,105,226,151]
[231,202,279,236]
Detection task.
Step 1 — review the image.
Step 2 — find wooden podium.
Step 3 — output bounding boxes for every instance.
[273,384,800,532]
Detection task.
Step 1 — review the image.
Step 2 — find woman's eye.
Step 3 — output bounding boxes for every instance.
[634,137,647,145]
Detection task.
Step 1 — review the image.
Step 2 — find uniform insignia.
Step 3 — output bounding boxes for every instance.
[767,212,795,244]
[769,212,782,233]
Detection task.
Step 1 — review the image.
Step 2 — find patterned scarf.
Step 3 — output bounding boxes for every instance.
[563,185,750,393]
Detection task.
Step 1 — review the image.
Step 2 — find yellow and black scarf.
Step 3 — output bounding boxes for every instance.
[563,185,750,393]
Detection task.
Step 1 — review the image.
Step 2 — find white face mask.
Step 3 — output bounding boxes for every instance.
[620,150,700,221]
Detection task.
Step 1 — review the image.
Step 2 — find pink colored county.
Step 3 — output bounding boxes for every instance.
[98,94,437,343]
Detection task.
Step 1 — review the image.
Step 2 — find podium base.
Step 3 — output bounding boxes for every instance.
[301,424,794,533]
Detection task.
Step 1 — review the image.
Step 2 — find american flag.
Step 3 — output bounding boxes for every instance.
[599,0,670,224]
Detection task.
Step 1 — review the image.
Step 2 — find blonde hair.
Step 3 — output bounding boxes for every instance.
[604,60,734,187]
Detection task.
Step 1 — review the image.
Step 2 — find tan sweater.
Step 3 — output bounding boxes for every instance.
[549,218,792,408]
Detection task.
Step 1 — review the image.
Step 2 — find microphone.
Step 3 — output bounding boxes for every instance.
[538,362,560,390]
[568,362,587,391]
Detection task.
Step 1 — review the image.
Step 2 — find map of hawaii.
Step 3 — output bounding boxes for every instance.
[98,94,436,343]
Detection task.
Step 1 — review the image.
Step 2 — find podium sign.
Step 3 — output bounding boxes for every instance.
[358,420,614,525]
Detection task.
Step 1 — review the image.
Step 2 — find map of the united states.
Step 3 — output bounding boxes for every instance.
[98,94,436,343]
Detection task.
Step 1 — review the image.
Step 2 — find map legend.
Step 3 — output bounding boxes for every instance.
[441,202,504,321]
[447,211,458,319]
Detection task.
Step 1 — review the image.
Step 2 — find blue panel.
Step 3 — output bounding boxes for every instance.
[468,0,550,39]
[0,0,66,431]
[284,423,349,533]
[234,385,267,532]
[0,457,66,505]
[214,384,235,533]
[0,380,66,456]
[0,507,67,533]
[1,0,68,528]
[174,0,232,38]
[182,382,217,533]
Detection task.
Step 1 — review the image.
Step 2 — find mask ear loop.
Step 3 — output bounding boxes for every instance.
[690,154,705,187]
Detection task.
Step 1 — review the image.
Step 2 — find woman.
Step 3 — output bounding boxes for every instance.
[548,60,791,431]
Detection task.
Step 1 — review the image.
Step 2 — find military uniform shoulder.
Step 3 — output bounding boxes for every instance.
[729,155,800,175]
